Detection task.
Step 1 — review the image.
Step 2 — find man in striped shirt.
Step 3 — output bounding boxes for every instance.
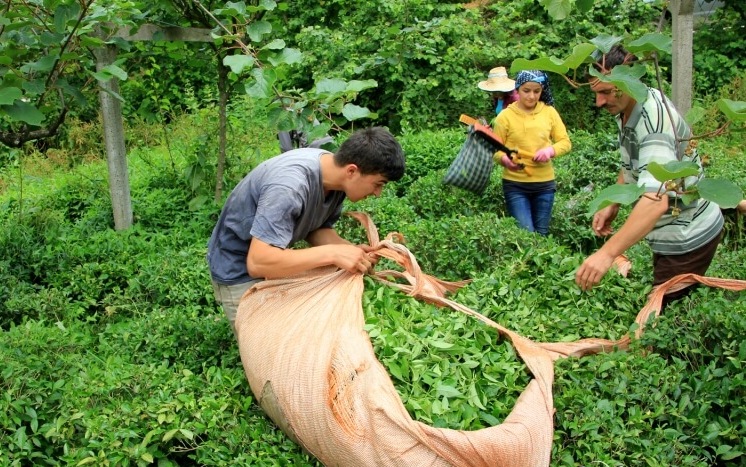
[575,44,724,305]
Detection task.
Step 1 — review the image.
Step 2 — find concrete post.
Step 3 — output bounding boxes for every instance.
[94,43,133,231]
[670,0,694,115]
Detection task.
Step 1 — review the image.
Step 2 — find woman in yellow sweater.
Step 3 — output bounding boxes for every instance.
[492,70,571,236]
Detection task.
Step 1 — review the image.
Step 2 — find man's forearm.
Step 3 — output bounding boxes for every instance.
[599,194,668,258]
[248,240,336,279]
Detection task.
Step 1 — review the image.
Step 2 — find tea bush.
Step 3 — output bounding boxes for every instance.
[1,108,745,465]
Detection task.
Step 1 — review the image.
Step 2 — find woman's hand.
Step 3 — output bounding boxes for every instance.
[532,146,555,163]
[501,154,521,171]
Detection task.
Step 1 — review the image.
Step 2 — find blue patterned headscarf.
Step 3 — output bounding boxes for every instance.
[514,70,554,107]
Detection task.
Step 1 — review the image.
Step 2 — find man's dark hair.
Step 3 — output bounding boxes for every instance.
[335,127,405,181]
[587,44,638,81]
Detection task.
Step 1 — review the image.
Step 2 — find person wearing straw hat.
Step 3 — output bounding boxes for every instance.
[477,66,518,117]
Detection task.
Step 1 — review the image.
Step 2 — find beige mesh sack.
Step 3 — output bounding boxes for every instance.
[235,212,746,466]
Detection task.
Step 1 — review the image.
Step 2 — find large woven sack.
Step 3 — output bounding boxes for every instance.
[235,212,746,465]
[235,213,556,466]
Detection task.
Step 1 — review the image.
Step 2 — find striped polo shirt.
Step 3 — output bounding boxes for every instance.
[617,88,723,255]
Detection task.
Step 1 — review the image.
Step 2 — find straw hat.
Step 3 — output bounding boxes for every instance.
[477,66,515,92]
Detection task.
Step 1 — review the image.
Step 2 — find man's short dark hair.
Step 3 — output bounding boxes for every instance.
[335,127,405,182]
[587,44,638,81]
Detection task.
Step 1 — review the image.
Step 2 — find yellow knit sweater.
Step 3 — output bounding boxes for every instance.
[492,102,571,183]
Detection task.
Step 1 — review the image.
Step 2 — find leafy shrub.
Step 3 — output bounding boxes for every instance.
[280,0,662,132]
[396,127,466,190]
[336,191,418,245]
[395,214,529,281]
[2,102,745,466]
[0,318,321,466]
[692,6,746,96]
[551,347,705,465]
[636,288,746,464]
[404,170,504,221]
[364,280,530,430]
[119,42,219,123]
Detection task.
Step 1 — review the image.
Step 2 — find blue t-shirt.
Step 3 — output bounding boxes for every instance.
[207,148,345,284]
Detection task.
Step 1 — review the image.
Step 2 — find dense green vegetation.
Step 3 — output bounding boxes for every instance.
[1,95,745,464]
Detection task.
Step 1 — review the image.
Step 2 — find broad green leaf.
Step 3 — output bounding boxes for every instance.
[481,412,500,426]
[247,20,272,43]
[590,34,624,54]
[58,79,88,106]
[80,35,106,48]
[561,43,598,70]
[271,108,297,132]
[0,87,22,105]
[98,86,125,103]
[539,0,572,20]
[646,161,699,181]
[140,428,157,448]
[587,184,645,215]
[103,64,127,80]
[245,68,273,99]
[40,30,65,46]
[680,190,698,206]
[259,0,278,10]
[342,103,373,121]
[346,79,378,93]
[429,339,454,349]
[511,57,569,75]
[435,384,463,398]
[2,100,45,126]
[262,39,285,50]
[576,0,594,13]
[315,78,347,95]
[20,54,57,73]
[267,48,303,67]
[223,54,255,74]
[307,122,332,142]
[24,77,46,95]
[92,64,127,82]
[626,33,672,57]
[388,361,403,380]
[685,106,706,126]
[216,2,247,16]
[588,64,648,103]
[696,178,743,209]
[53,4,80,34]
[511,43,596,74]
[721,450,744,461]
[716,99,746,123]
[60,52,79,61]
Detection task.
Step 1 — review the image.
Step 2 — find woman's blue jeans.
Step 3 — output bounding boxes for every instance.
[503,186,555,236]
